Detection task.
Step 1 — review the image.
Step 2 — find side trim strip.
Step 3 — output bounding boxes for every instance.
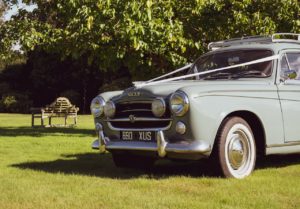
[267,141,300,148]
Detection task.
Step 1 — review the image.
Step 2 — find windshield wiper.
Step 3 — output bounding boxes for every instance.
[202,72,234,80]
[232,70,266,79]
[201,70,266,80]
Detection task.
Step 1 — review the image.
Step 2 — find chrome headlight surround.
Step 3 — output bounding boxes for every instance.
[151,97,166,117]
[169,91,189,116]
[90,96,105,118]
[104,100,116,118]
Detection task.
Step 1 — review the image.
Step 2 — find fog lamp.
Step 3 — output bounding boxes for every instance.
[176,121,186,135]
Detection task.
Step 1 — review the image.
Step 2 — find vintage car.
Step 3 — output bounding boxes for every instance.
[90,33,300,178]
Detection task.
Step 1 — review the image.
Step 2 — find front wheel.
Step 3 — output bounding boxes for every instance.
[213,117,256,178]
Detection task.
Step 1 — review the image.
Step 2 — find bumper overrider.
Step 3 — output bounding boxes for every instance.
[92,123,211,158]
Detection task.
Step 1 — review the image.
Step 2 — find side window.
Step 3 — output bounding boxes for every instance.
[281,53,300,81]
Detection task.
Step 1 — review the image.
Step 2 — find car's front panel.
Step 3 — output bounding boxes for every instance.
[108,99,171,130]
[92,88,211,160]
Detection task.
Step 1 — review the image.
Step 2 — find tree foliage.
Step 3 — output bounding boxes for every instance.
[2,0,300,76]
[0,1,5,23]
[0,0,299,112]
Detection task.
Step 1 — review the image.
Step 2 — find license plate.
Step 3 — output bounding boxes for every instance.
[121,131,155,142]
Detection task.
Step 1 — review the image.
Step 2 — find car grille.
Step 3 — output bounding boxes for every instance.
[109,101,171,129]
[115,102,154,118]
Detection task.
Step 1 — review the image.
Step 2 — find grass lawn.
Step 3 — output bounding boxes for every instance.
[0,114,300,209]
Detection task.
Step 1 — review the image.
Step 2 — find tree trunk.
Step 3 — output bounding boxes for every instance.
[82,80,87,114]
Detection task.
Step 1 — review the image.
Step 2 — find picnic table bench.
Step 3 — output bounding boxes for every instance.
[30,97,79,127]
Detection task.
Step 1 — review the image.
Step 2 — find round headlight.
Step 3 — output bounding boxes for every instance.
[152,98,166,117]
[90,96,105,117]
[104,100,116,118]
[170,91,189,116]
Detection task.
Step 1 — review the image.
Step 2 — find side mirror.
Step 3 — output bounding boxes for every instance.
[287,70,297,79]
[281,69,297,82]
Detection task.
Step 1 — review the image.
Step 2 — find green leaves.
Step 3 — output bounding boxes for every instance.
[1,0,300,81]
[87,16,94,30]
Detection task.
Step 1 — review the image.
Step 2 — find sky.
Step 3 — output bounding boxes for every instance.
[2,0,37,52]
[3,0,37,52]
[3,0,37,21]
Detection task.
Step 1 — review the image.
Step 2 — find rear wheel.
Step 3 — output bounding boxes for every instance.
[213,117,256,178]
[112,153,155,170]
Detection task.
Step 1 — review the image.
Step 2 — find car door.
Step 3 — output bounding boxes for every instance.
[277,50,300,142]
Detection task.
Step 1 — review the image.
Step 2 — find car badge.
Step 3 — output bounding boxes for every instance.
[128,91,141,97]
[129,114,136,123]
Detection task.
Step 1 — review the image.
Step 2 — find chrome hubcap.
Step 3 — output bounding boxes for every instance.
[228,134,247,170]
[225,123,255,178]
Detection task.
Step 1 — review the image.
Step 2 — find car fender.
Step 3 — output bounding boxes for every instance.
[185,91,284,149]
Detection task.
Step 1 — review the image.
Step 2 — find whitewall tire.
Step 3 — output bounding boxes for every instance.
[214,117,256,178]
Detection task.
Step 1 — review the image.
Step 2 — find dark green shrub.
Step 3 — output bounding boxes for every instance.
[0,93,32,113]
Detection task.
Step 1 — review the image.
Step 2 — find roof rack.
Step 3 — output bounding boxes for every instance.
[272,33,300,43]
[208,33,300,50]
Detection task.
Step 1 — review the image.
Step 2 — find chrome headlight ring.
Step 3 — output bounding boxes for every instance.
[104,100,116,118]
[90,96,105,118]
[169,91,189,116]
[152,97,166,117]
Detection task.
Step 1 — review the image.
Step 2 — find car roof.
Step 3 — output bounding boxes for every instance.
[212,42,300,54]
[208,34,300,54]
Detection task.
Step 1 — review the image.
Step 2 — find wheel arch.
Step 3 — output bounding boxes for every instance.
[216,110,266,157]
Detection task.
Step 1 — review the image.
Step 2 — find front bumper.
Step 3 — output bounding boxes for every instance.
[92,123,211,158]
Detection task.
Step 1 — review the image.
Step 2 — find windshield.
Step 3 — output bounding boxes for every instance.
[189,49,273,80]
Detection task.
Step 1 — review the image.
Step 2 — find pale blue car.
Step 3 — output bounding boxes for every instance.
[90,33,300,178]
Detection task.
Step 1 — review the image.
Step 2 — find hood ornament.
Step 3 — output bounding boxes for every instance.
[129,115,136,123]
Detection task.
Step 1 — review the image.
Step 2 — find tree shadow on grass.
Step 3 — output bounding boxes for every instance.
[11,152,300,179]
[0,127,94,137]
[11,152,217,179]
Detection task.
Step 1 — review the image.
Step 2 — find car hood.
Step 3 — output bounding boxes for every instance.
[115,80,274,101]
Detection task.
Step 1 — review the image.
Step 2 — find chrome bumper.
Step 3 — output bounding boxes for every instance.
[92,123,211,157]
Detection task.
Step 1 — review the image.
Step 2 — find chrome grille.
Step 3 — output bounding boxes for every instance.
[109,101,171,129]
[115,102,154,118]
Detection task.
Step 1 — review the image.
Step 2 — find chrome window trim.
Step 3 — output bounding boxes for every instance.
[277,49,300,84]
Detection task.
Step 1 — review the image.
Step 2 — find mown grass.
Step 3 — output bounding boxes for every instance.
[0,114,300,209]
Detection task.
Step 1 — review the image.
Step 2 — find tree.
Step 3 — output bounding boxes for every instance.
[0,1,5,24]
[2,0,192,112]
[3,0,299,73]
[2,0,190,75]
[0,0,299,112]
[0,0,8,70]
